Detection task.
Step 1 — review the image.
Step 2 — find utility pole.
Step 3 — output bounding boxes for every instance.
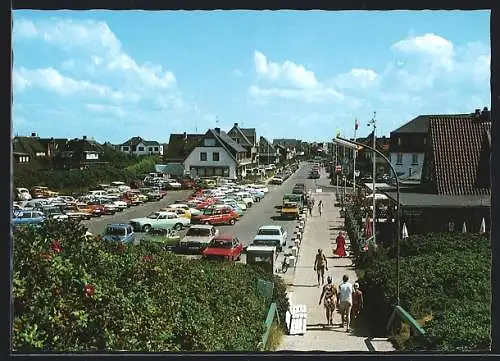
[353,118,359,193]
[368,112,377,243]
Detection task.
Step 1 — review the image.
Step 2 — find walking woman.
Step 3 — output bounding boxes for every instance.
[318,200,323,216]
[334,231,347,257]
[319,276,338,326]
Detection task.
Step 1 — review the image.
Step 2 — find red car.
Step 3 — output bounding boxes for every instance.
[202,236,244,261]
[191,205,239,225]
[195,198,216,210]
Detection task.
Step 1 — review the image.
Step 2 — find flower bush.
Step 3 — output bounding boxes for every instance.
[12,220,287,352]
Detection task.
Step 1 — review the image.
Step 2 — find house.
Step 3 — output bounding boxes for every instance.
[184,128,251,179]
[273,139,300,152]
[119,136,162,156]
[163,132,205,177]
[354,133,390,179]
[382,108,491,237]
[227,123,259,167]
[12,133,54,170]
[259,136,279,165]
[53,136,107,169]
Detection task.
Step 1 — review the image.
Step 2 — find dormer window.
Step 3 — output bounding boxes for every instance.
[397,138,402,146]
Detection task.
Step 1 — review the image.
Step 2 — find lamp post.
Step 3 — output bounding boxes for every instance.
[334,136,401,306]
[368,112,377,243]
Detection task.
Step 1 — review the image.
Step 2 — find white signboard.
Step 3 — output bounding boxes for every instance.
[86,153,99,160]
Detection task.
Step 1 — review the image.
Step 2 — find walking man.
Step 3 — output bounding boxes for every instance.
[319,276,338,326]
[318,200,323,216]
[313,249,328,286]
[308,200,313,216]
[351,282,364,328]
[338,274,354,332]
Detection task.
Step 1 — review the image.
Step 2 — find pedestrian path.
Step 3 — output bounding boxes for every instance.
[277,189,394,352]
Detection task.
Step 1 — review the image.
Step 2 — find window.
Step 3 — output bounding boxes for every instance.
[423,137,427,145]
[223,168,229,177]
[132,146,137,152]
[138,146,144,151]
[213,152,220,161]
[123,146,129,151]
[154,147,159,151]
[148,147,153,152]
[204,138,216,147]
[409,168,412,177]
[411,154,418,165]
[396,153,403,165]
[200,152,207,161]
[214,168,223,176]
[397,138,402,146]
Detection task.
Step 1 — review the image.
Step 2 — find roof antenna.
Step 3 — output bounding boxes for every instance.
[215,116,219,128]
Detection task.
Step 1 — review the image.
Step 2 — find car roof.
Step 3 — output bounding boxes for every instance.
[189,224,215,229]
[107,223,130,227]
[259,225,282,229]
[214,235,235,240]
[155,211,177,215]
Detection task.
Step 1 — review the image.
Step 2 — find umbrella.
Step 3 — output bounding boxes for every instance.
[462,221,467,233]
[402,223,408,239]
[479,217,486,234]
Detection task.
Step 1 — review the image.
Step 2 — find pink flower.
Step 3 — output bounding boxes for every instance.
[50,240,63,253]
[83,284,95,297]
[143,255,153,262]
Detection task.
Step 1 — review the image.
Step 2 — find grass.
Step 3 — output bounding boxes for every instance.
[388,314,433,350]
[265,320,285,351]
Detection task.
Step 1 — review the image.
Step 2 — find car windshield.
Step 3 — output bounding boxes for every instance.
[105,227,126,236]
[210,240,232,248]
[202,209,214,215]
[283,202,297,208]
[147,213,160,219]
[186,228,211,237]
[257,229,280,236]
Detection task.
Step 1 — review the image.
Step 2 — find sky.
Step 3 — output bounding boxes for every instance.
[12,10,491,144]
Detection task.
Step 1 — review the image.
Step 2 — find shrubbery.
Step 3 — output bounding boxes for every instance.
[359,232,491,351]
[13,221,288,352]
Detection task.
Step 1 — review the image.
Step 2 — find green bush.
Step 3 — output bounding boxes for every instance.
[12,221,281,352]
[360,232,490,351]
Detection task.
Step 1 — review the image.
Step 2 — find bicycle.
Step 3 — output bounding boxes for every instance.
[281,252,292,273]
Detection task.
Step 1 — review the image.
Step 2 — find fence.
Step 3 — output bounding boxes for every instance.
[259,302,280,351]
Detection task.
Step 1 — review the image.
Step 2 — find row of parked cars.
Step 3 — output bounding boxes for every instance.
[268,163,300,185]
[11,181,173,229]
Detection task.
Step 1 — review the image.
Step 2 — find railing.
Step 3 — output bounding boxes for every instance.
[386,305,427,338]
[259,302,279,351]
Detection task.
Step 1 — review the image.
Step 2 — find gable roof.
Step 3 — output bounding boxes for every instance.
[240,128,257,143]
[12,136,46,155]
[209,129,246,153]
[120,136,160,147]
[359,132,390,152]
[165,133,204,162]
[273,139,300,148]
[259,136,276,151]
[427,114,490,196]
[227,125,252,147]
[392,114,471,134]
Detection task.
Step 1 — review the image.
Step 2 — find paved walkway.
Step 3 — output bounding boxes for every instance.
[278,189,394,352]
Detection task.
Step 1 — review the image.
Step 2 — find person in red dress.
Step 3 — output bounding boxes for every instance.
[334,231,347,257]
[351,282,364,328]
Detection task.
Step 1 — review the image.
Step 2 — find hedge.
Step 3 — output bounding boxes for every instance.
[360,232,491,351]
[12,221,288,352]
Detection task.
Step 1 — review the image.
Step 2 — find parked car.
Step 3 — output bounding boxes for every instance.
[166,203,202,216]
[12,210,46,229]
[179,224,219,252]
[269,176,284,185]
[15,187,32,201]
[281,201,300,220]
[30,186,59,199]
[191,205,239,226]
[165,179,182,190]
[139,187,162,202]
[202,235,244,261]
[38,206,70,221]
[139,228,180,249]
[252,225,288,252]
[102,223,135,244]
[129,211,191,232]
[62,204,93,221]
[233,192,255,207]
[88,200,117,215]
[85,202,107,216]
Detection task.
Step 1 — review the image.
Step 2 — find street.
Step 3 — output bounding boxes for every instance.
[81,162,330,247]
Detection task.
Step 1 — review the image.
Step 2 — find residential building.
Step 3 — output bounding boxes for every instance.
[163,132,205,177]
[53,136,107,169]
[259,136,279,165]
[119,136,163,156]
[227,123,258,166]
[383,108,491,236]
[12,133,63,170]
[349,133,390,179]
[184,128,250,179]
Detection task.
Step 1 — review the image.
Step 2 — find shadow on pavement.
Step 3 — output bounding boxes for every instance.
[288,284,320,288]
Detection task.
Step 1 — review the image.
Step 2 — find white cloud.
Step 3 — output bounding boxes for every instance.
[13,18,177,90]
[86,103,126,117]
[333,68,380,89]
[12,69,31,92]
[232,69,243,77]
[249,85,345,104]
[254,51,319,89]
[14,66,140,102]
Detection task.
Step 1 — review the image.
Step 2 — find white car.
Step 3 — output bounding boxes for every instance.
[166,180,182,189]
[233,192,254,207]
[253,225,288,252]
[130,211,191,232]
[167,203,202,216]
[112,200,128,210]
[15,188,32,201]
[250,184,269,193]
[179,224,219,251]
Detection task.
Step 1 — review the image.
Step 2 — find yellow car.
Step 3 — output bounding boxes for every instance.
[160,207,191,219]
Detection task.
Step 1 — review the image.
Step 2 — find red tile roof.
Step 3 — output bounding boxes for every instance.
[428,115,490,196]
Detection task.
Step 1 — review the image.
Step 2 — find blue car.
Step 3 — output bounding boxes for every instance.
[102,223,136,244]
[248,189,265,202]
[12,210,46,230]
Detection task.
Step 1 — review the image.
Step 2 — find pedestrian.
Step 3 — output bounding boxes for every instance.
[313,248,328,286]
[334,231,347,257]
[318,200,323,216]
[319,276,338,326]
[351,282,364,328]
[338,274,353,332]
[308,200,313,216]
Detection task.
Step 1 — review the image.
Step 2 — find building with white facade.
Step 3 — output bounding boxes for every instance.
[119,136,163,156]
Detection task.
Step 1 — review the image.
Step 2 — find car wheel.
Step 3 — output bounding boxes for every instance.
[174,223,183,231]
[229,218,236,225]
[247,203,252,208]
[142,224,152,232]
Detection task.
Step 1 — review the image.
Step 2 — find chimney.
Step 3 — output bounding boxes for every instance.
[481,107,491,122]
[474,109,481,118]
[234,122,238,128]
[183,132,187,141]
[83,135,87,140]
[31,132,37,137]
[215,127,221,134]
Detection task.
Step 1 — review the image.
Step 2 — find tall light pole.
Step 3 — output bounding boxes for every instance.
[368,112,377,243]
[353,118,359,192]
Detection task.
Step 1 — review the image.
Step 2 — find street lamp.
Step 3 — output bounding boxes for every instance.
[368,112,377,246]
[333,136,402,306]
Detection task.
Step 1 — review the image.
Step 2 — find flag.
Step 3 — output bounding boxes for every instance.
[462,221,467,233]
[479,217,486,234]
[355,118,359,130]
[402,223,409,239]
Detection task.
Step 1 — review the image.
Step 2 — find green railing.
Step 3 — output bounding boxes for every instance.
[259,302,279,351]
[386,305,427,338]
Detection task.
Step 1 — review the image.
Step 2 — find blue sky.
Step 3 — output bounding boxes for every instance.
[12,10,491,144]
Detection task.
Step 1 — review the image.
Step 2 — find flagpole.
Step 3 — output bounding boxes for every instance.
[353,118,358,193]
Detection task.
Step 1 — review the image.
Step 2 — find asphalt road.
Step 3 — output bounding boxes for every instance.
[82,162,330,247]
